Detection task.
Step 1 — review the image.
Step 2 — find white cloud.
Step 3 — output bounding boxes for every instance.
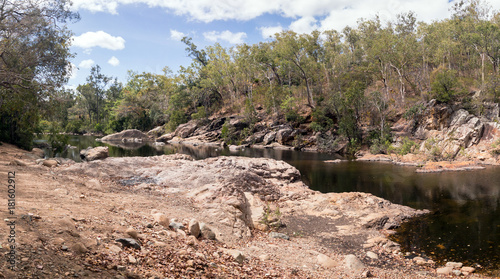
[68,0,499,32]
[108,56,120,66]
[170,29,187,41]
[203,30,247,44]
[78,59,95,69]
[72,31,125,51]
[260,25,283,39]
[289,16,320,34]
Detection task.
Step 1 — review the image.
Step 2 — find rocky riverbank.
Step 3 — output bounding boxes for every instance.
[0,142,491,278]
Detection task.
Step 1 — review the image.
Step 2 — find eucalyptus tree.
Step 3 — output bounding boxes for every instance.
[0,0,78,148]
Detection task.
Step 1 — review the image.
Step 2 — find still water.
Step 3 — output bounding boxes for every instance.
[37,135,500,274]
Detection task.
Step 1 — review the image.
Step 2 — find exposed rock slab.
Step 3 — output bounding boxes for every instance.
[100,129,151,142]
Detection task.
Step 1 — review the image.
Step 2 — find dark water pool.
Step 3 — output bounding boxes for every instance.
[37,135,500,274]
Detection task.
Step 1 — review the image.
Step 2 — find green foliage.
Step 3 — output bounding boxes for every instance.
[430,67,460,103]
[167,110,188,132]
[403,104,425,120]
[259,203,283,231]
[310,108,334,132]
[396,137,418,156]
[191,106,208,123]
[369,139,391,155]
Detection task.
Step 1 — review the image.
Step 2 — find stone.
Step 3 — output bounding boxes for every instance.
[344,254,365,272]
[187,235,198,246]
[366,251,378,260]
[128,255,137,264]
[317,253,337,268]
[436,266,453,275]
[147,126,164,137]
[452,270,462,276]
[71,243,88,254]
[263,132,277,145]
[175,121,197,138]
[116,265,126,271]
[361,270,373,278]
[101,129,151,142]
[80,146,108,161]
[125,227,138,239]
[152,213,169,227]
[169,222,185,230]
[42,159,58,168]
[445,262,463,268]
[188,219,200,238]
[108,244,122,254]
[156,133,174,143]
[461,266,475,273]
[32,148,45,158]
[259,254,270,261]
[115,238,141,250]
[11,159,27,166]
[224,249,245,264]
[269,232,289,240]
[200,223,216,240]
[276,128,294,145]
[53,238,65,246]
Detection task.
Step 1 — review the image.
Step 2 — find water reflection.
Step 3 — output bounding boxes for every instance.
[35,135,500,272]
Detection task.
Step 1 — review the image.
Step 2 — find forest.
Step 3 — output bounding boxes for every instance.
[1,0,500,153]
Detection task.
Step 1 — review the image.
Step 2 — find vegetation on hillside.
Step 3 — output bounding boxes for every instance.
[2,0,500,153]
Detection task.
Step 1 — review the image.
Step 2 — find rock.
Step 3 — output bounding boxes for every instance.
[317,253,337,268]
[446,262,463,268]
[188,219,200,238]
[344,254,365,272]
[263,132,277,145]
[224,249,245,264]
[128,255,137,264]
[125,227,138,239]
[187,235,198,246]
[152,213,169,227]
[269,232,289,240]
[10,159,27,166]
[85,179,101,190]
[115,238,141,250]
[461,266,475,273]
[32,148,45,158]
[259,254,270,261]
[108,244,122,254]
[100,129,151,142]
[116,265,126,271]
[80,146,108,161]
[362,270,374,278]
[147,126,164,137]
[156,133,174,143]
[366,251,378,260]
[71,243,88,254]
[169,222,185,230]
[452,270,462,276]
[276,128,294,145]
[42,159,58,167]
[175,121,197,138]
[436,266,453,275]
[200,223,216,240]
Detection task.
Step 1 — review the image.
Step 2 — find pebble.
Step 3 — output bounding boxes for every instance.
[436,266,453,275]
[125,227,139,239]
[115,238,141,249]
[169,222,185,230]
[188,219,200,237]
[344,254,365,272]
[128,255,137,264]
[366,251,378,260]
[461,266,475,273]
[152,213,169,227]
[269,232,290,240]
[117,265,126,271]
[446,261,463,268]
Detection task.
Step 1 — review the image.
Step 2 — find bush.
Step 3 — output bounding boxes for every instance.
[397,137,417,156]
[167,110,187,132]
[370,138,391,155]
[430,67,460,103]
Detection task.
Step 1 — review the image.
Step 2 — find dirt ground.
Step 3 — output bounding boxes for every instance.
[0,142,493,278]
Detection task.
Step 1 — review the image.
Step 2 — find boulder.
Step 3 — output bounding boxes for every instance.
[80,146,108,161]
[42,159,58,168]
[147,126,164,137]
[229,116,249,130]
[188,219,201,238]
[175,121,197,138]
[156,133,174,143]
[31,148,45,158]
[263,132,276,145]
[344,254,365,272]
[317,253,337,268]
[276,128,294,145]
[100,129,151,142]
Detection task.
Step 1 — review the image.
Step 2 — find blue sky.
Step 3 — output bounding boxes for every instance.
[66,0,500,90]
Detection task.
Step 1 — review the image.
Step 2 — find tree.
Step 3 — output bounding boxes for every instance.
[0,0,78,149]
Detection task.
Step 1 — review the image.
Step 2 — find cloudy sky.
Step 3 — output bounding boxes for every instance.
[66,0,500,89]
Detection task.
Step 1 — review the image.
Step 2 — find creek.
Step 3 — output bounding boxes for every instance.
[36,135,500,274]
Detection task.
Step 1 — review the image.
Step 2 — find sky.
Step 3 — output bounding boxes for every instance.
[66,0,500,90]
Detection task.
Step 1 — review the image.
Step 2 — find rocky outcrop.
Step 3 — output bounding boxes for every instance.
[62,155,427,243]
[79,146,109,161]
[174,121,198,138]
[100,129,151,142]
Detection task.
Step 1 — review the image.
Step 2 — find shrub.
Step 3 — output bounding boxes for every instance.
[397,137,417,156]
[430,67,460,103]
